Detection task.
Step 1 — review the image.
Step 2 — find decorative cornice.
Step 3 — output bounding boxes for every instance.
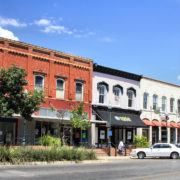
[74,78,86,83]
[33,70,47,76]
[0,47,92,71]
[54,74,67,80]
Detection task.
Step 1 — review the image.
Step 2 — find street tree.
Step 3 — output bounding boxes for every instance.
[0,65,45,121]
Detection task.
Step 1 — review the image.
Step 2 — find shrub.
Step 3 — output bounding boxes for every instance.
[0,146,96,164]
[133,135,149,148]
[39,135,61,147]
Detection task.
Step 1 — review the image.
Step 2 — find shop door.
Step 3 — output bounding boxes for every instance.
[170,128,175,144]
[126,129,133,144]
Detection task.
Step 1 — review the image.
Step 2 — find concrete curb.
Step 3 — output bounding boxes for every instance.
[0,156,131,166]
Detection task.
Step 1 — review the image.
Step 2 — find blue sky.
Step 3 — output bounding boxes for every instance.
[0,0,180,85]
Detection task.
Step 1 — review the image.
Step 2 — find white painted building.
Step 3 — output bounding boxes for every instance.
[91,64,146,147]
[138,77,180,145]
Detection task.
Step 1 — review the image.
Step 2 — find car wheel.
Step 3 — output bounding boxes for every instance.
[171,152,179,159]
[138,152,145,159]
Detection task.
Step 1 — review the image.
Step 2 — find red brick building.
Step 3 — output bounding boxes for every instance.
[0,37,93,146]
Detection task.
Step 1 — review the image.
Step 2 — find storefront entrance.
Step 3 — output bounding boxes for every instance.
[152,127,159,144]
[170,128,176,144]
[0,118,17,145]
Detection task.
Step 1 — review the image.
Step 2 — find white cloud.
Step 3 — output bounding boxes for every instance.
[178,75,180,80]
[0,17,26,27]
[74,32,95,38]
[0,27,19,41]
[43,25,73,35]
[101,37,114,42]
[34,19,51,26]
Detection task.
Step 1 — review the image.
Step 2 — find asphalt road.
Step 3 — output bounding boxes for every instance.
[0,159,180,180]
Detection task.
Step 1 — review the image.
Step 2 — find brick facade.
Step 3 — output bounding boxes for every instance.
[0,37,93,117]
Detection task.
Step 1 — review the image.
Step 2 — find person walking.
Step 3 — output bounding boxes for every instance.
[118,141,124,155]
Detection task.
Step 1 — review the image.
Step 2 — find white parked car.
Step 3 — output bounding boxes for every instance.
[130,143,180,159]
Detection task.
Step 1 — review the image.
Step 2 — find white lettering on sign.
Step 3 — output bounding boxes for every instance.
[114,116,131,121]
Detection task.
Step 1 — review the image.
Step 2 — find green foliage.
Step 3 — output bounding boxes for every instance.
[70,104,90,130]
[39,135,61,147]
[0,146,96,164]
[133,135,149,148]
[0,65,45,121]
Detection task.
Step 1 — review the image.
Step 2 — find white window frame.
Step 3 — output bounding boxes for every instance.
[153,95,158,110]
[162,96,166,112]
[177,99,180,114]
[170,98,174,113]
[56,78,65,99]
[113,87,121,104]
[76,82,83,101]
[35,75,44,91]
[143,93,148,109]
[99,85,106,104]
[127,90,134,108]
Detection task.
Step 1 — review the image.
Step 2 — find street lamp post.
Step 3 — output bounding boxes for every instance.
[108,106,112,156]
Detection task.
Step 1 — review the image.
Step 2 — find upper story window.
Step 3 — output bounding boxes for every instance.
[127,87,136,108]
[76,82,83,101]
[127,90,134,107]
[99,85,106,104]
[143,93,148,109]
[153,95,158,110]
[162,96,166,112]
[56,79,65,99]
[35,75,44,91]
[177,100,180,114]
[170,98,175,113]
[113,85,123,104]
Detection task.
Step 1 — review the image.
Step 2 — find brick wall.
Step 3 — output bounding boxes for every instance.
[0,37,93,118]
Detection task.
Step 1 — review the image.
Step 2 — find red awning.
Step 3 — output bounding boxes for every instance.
[170,121,178,128]
[161,121,170,127]
[143,119,152,126]
[152,120,161,126]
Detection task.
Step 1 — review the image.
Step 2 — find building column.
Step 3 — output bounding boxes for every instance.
[167,127,170,143]
[175,128,178,144]
[91,123,96,146]
[158,126,161,143]
[123,128,126,143]
[149,126,152,145]
[136,128,142,137]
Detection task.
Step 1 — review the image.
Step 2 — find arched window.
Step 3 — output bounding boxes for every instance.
[153,95,158,110]
[177,99,180,114]
[35,75,44,91]
[99,85,106,104]
[56,79,65,99]
[170,98,174,113]
[113,86,121,104]
[76,82,83,101]
[162,96,166,112]
[127,90,134,107]
[143,93,148,109]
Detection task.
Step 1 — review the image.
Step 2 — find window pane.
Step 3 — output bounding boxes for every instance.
[56,79,64,99]
[127,91,133,107]
[162,97,166,112]
[99,85,106,103]
[153,95,158,110]
[178,100,180,114]
[35,76,43,90]
[170,98,174,112]
[143,93,148,109]
[76,83,83,101]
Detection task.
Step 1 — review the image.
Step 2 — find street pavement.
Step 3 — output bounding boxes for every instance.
[0,158,180,180]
